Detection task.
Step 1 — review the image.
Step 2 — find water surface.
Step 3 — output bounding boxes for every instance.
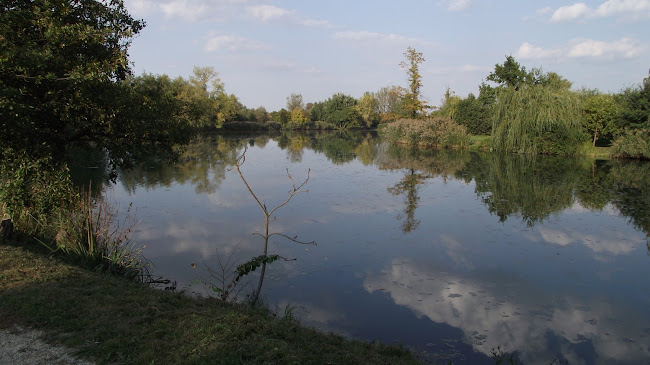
[104,132,650,364]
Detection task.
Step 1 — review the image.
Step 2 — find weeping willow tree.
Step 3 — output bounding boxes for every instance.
[492,85,585,155]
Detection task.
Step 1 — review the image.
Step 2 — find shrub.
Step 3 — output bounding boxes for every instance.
[0,152,74,236]
[611,128,650,160]
[380,117,470,148]
[1,151,147,280]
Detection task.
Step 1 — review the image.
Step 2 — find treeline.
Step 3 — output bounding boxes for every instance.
[436,56,650,157]
[382,53,650,159]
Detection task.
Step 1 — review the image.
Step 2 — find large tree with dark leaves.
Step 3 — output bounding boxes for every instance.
[0,1,186,166]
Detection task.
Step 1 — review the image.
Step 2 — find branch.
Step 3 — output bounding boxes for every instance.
[230,146,268,218]
[267,168,310,217]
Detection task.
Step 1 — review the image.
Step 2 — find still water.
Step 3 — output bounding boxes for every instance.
[104,131,649,364]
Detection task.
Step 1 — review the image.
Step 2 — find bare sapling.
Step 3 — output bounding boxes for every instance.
[230,146,315,304]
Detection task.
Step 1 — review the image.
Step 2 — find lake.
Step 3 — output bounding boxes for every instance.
[101,131,650,364]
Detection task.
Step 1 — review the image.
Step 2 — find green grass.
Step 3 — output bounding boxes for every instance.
[469,135,492,151]
[578,143,612,159]
[0,240,420,365]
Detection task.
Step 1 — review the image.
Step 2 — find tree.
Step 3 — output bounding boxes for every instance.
[399,47,427,118]
[309,102,326,122]
[0,0,148,162]
[582,92,620,146]
[253,106,269,123]
[618,71,650,130]
[322,93,361,128]
[357,92,380,127]
[437,87,462,119]
[492,84,585,155]
[290,107,309,126]
[453,93,492,135]
[286,93,304,112]
[271,109,290,125]
[215,93,242,125]
[487,55,528,90]
[375,85,406,121]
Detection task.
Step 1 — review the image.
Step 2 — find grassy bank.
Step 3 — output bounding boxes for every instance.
[0,240,420,365]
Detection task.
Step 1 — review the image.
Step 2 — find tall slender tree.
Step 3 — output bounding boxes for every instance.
[399,47,427,118]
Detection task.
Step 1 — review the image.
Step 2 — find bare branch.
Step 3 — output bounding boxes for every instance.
[231,146,268,218]
[268,168,311,217]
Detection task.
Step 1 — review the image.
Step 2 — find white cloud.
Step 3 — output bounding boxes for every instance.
[124,0,156,16]
[335,30,434,47]
[548,0,650,22]
[160,0,212,21]
[516,42,563,60]
[515,38,643,61]
[568,37,644,59]
[246,5,330,27]
[446,0,473,12]
[203,32,268,52]
[595,0,650,16]
[550,2,591,22]
[126,0,268,21]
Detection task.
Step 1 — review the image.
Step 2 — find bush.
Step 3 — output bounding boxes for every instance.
[0,152,74,236]
[611,128,650,160]
[380,117,470,148]
[0,151,147,280]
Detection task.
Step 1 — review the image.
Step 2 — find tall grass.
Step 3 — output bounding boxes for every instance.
[0,151,148,280]
[49,187,148,281]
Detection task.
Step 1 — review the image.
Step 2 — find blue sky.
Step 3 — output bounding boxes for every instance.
[124,0,649,111]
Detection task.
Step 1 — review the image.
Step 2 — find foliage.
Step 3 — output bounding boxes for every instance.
[0,153,74,236]
[47,190,147,280]
[487,55,528,90]
[581,91,620,146]
[436,88,462,119]
[381,117,470,148]
[611,128,650,159]
[491,84,585,155]
[309,101,326,122]
[375,85,406,118]
[453,93,493,135]
[290,106,309,126]
[271,108,291,125]
[617,71,650,131]
[357,92,381,127]
[399,47,428,118]
[0,152,147,279]
[321,93,362,128]
[0,0,148,163]
[286,93,305,112]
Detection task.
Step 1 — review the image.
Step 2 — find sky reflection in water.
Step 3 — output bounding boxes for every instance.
[106,132,650,365]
